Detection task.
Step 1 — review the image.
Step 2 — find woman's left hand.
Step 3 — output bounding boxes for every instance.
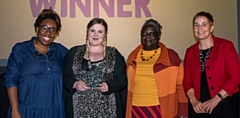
[202,95,221,114]
[99,82,109,92]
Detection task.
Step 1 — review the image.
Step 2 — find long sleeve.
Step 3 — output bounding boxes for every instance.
[4,43,22,89]
[63,46,78,94]
[220,41,240,96]
[183,48,194,95]
[104,49,127,94]
[177,62,188,116]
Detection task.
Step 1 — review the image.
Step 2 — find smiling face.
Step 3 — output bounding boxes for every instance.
[193,16,214,41]
[141,24,160,50]
[87,24,106,47]
[36,18,57,46]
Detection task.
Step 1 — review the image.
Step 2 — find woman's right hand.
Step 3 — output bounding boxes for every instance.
[73,80,90,91]
[187,88,206,114]
[7,87,21,118]
[190,98,206,114]
[12,111,21,118]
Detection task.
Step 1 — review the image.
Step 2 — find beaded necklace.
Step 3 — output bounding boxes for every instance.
[199,47,212,72]
[140,49,158,61]
[199,40,213,72]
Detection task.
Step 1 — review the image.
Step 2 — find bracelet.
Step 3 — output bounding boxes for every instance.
[217,93,224,101]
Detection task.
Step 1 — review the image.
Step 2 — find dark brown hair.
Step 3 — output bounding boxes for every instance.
[86,18,108,35]
[193,11,214,25]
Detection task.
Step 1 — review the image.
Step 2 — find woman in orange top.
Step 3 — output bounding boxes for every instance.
[126,19,188,118]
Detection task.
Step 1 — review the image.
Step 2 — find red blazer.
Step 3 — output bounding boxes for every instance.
[183,35,240,99]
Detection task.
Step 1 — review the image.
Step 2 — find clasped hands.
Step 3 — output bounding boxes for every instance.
[191,95,221,114]
[73,80,109,92]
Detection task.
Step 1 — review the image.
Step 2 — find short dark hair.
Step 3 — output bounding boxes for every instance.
[142,19,162,36]
[193,11,214,25]
[87,18,108,34]
[34,7,61,35]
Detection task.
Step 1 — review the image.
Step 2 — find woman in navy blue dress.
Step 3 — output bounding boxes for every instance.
[4,8,68,118]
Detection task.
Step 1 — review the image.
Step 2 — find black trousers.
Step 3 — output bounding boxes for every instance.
[0,73,9,118]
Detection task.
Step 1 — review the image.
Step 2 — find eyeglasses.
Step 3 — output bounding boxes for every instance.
[39,25,56,34]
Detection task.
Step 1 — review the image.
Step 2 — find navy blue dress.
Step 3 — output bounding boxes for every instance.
[4,37,68,118]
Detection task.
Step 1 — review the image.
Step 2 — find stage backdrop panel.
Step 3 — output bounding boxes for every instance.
[0,0,238,61]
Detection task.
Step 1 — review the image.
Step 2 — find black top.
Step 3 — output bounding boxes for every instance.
[200,48,211,102]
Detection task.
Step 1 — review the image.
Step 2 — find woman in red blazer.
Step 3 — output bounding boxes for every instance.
[183,11,240,118]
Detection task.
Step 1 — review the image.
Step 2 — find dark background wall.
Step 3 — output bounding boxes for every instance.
[238,0,240,56]
[0,67,8,118]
